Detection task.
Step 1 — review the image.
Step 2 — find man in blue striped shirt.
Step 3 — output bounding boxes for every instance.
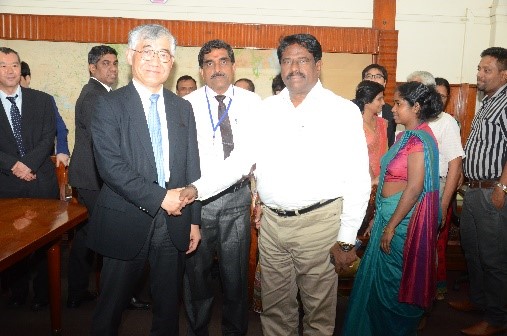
[450,47,507,336]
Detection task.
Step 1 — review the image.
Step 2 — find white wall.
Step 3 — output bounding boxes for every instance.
[1,0,506,85]
[396,0,494,83]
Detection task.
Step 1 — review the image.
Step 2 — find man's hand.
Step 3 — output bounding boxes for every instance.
[11,161,36,181]
[492,187,506,210]
[161,188,185,215]
[56,153,70,167]
[187,224,201,254]
[180,185,197,203]
[329,242,358,274]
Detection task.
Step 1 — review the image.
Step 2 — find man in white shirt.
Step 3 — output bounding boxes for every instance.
[182,39,261,336]
[183,34,370,335]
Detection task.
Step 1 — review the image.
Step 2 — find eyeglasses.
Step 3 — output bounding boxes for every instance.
[131,48,172,63]
[281,57,313,67]
[202,58,232,68]
[364,73,385,80]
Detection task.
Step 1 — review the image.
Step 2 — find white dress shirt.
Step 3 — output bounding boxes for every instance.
[185,84,261,183]
[132,79,170,182]
[0,85,22,130]
[428,112,465,177]
[193,80,370,244]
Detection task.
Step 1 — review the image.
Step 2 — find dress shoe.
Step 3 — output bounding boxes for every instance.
[67,290,97,308]
[449,300,482,312]
[30,300,48,311]
[128,296,151,310]
[460,320,507,336]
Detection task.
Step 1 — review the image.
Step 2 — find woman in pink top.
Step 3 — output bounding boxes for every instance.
[353,80,388,234]
[354,80,388,179]
[344,82,441,336]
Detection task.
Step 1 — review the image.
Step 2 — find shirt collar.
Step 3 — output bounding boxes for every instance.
[91,77,113,92]
[205,84,234,100]
[482,83,507,103]
[0,85,22,101]
[132,79,163,100]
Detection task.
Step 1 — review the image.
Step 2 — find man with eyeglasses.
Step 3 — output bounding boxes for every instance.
[361,64,396,147]
[88,24,201,335]
[182,39,261,336]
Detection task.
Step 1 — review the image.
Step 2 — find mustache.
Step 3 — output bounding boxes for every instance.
[211,72,226,79]
[286,71,305,80]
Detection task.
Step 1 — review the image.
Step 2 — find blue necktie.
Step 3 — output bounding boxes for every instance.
[6,95,26,157]
[147,94,165,187]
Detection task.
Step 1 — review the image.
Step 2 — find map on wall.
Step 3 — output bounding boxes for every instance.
[1,39,370,152]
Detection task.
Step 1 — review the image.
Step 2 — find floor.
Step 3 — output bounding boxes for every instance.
[0,245,499,336]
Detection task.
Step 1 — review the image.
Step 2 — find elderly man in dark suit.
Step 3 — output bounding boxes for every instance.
[0,47,58,310]
[88,24,201,336]
[67,45,119,308]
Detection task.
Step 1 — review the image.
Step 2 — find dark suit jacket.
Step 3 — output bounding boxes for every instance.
[88,82,201,260]
[382,103,396,148]
[0,87,58,198]
[68,78,109,190]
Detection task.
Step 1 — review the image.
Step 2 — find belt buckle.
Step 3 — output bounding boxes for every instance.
[277,209,288,217]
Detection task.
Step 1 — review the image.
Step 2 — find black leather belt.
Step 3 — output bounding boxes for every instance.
[202,178,250,205]
[266,198,338,217]
[468,179,498,189]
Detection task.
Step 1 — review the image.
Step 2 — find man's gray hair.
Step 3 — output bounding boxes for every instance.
[128,24,176,57]
[406,70,436,88]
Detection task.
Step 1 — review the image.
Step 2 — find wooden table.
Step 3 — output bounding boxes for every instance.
[0,198,88,335]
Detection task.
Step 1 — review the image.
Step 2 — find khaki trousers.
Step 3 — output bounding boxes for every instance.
[259,198,342,336]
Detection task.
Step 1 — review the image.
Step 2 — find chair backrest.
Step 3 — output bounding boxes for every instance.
[50,155,72,201]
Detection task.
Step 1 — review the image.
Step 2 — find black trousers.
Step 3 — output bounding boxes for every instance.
[184,185,251,336]
[67,188,99,300]
[91,213,184,336]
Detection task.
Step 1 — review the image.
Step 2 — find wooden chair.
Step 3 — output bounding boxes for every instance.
[50,155,75,202]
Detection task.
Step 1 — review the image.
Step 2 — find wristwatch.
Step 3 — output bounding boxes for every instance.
[496,182,507,194]
[337,241,355,252]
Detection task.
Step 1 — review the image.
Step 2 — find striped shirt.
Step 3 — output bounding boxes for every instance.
[464,84,507,180]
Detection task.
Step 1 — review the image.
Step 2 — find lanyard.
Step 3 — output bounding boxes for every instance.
[205,86,234,139]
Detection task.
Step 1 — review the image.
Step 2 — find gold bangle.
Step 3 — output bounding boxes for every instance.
[382,227,395,234]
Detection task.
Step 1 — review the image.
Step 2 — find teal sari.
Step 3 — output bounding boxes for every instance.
[342,128,439,336]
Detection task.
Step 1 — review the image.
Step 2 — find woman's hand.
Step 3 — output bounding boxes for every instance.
[363,219,374,237]
[381,228,395,254]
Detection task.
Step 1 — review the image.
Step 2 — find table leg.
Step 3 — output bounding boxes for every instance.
[47,240,62,335]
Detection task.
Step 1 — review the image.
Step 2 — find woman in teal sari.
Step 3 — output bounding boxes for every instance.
[343,82,442,336]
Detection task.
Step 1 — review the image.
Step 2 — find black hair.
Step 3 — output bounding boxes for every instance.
[235,78,255,92]
[198,40,235,68]
[21,61,31,78]
[277,34,322,63]
[396,82,442,121]
[271,73,285,95]
[361,64,388,82]
[176,75,197,89]
[88,45,118,65]
[353,80,385,113]
[480,47,507,71]
[0,47,20,63]
[435,77,450,96]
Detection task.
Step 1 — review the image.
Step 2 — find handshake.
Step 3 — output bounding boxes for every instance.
[161,184,199,216]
